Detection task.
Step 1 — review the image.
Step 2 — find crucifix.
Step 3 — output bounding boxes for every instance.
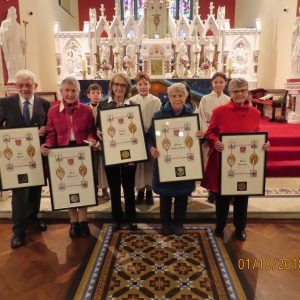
[152,8,161,35]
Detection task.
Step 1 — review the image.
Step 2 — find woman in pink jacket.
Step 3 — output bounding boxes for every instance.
[44,76,96,239]
[202,78,269,241]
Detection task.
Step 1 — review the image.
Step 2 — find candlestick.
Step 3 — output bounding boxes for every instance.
[81,57,87,72]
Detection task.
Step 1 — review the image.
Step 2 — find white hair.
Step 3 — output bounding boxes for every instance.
[61,76,80,91]
[15,69,37,83]
[167,83,188,96]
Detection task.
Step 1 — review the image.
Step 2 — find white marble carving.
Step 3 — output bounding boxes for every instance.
[53,1,260,86]
[0,7,25,82]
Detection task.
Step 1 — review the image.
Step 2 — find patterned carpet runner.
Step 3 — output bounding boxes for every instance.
[68,225,248,300]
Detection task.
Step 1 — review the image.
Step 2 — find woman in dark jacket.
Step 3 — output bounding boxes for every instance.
[96,73,138,231]
[148,83,204,236]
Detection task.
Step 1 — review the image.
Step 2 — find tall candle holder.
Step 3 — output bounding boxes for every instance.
[193,51,200,78]
[172,50,179,78]
[81,71,87,80]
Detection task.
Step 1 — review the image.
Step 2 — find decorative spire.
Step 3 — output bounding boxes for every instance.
[209,2,215,16]
[114,3,120,18]
[194,2,199,16]
[100,4,105,17]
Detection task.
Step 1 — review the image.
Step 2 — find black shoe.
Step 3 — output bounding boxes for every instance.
[35,221,47,231]
[235,230,246,241]
[136,190,145,203]
[161,224,174,236]
[128,222,138,230]
[214,228,224,238]
[11,235,26,249]
[79,221,90,238]
[69,222,80,239]
[207,192,215,204]
[112,223,122,231]
[145,190,154,205]
[174,225,185,236]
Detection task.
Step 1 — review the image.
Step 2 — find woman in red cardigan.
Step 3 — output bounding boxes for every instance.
[43,76,96,238]
[202,78,269,241]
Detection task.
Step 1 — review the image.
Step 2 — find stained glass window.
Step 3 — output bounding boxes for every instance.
[179,0,191,19]
[121,0,192,21]
[169,0,192,20]
[124,0,134,21]
[137,0,144,19]
[169,0,177,18]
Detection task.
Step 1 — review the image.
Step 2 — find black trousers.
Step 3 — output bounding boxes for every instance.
[105,164,136,223]
[215,194,248,232]
[12,186,42,236]
[160,196,188,226]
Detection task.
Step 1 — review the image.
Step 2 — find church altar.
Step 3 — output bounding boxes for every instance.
[79,78,212,104]
[54,1,261,89]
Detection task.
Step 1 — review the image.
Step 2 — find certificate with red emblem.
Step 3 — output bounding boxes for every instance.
[47,145,97,210]
[99,105,148,166]
[220,132,268,196]
[153,114,203,183]
[0,126,46,190]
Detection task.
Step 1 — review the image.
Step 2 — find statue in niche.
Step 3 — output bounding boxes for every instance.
[204,38,215,63]
[65,42,82,75]
[126,41,136,60]
[291,11,300,77]
[0,7,25,82]
[232,42,249,74]
[99,43,110,64]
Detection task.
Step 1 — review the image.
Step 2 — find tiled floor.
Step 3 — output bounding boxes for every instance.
[1,178,300,219]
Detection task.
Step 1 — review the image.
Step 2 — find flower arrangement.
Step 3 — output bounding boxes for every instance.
[100,60,111,71]
[200,62,212,70]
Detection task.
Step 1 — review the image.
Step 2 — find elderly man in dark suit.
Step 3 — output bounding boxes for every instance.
[0,69,50,249]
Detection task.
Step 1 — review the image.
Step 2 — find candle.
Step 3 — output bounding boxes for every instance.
[227,57,232,70]
[81,57,87,72]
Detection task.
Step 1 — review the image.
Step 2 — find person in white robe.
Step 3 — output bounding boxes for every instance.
[199,72,230,203]
[129,72,161,205]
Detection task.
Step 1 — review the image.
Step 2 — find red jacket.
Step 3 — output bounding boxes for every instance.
[201,100,261,192]
[46,102,96,146]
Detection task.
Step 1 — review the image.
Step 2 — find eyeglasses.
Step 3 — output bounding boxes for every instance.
[16,84,35,89]
[113,82,127,88]
[231,89,248,94]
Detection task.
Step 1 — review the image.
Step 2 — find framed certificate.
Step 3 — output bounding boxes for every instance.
[47,145,97,210]
[220,132,268,196]
[154,114,203,183]
[0,126,46,190]
[99,105,148,166]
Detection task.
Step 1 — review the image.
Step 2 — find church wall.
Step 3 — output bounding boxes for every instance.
[235,0,297,89]
[18,0,79,92]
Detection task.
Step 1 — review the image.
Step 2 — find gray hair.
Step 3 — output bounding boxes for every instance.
[61,76,80,91]
[228,78,248,92]
[15,69,36,83]
[167,83,188,96]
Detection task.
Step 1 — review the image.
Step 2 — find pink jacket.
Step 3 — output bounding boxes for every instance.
[201,100,261,193]
[46,102,96,146]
